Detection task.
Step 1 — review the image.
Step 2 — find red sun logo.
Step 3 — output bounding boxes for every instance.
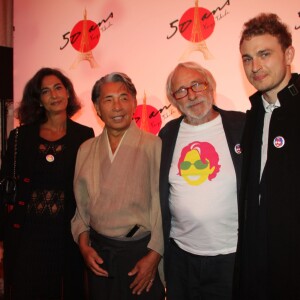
[179,7,215,42]
[70,20,100,52]
[133,105,162,135]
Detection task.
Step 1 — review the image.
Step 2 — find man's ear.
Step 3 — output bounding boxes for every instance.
[133,98,137,112]
[285,45,295,65]
[94,103,101,118]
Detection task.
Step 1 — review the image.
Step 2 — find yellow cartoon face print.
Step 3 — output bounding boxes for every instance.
[180,149,215,186]
[178,142,220,186]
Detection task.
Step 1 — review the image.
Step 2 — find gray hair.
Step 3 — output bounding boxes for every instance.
[166,61,216,106]
[91,72,137,103]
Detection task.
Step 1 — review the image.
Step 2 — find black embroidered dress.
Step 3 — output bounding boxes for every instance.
[13,136,67,299]
[1,119,94,300]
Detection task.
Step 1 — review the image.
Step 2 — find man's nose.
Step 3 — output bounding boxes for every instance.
[112,99,122,110]
[187,87,197,100]
[252,58,262,73]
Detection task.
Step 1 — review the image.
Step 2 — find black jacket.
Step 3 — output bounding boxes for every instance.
[234,73,300,300]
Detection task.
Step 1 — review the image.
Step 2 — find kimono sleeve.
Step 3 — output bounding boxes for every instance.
[71,142,92,243]
[147,137,164,256]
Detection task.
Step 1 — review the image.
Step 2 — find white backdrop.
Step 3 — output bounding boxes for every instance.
[14,0,300,135]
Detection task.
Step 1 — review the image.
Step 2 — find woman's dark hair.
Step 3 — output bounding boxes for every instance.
[16,67,81,125]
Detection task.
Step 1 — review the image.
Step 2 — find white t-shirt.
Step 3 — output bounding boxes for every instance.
[169,115,238,256]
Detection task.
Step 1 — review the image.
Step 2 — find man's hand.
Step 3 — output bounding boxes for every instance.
[78,231,108,277]
[128,249,161,295]
[81,244,109,277]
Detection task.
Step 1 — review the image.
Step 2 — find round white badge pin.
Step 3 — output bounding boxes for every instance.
[234,144,242,154]
[273,136,285,149]
[46,154,55,162]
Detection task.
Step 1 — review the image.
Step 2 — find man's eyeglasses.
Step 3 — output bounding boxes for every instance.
[172,82,208,100]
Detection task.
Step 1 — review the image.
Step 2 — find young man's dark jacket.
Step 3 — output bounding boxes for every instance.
[234,73,300,300]
[159,106,245,279]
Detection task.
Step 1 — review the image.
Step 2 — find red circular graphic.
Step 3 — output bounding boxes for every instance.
[179,7,215,42]
[70,20,100,52]
[133,105,162,135]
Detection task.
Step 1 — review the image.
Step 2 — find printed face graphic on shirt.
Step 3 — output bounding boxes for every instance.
[178,142,220,186]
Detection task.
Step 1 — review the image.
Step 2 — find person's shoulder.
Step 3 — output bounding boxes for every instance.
[141,130,161,145]
[80,134,99,149]
[75,136,100,166]
[76,136,99,162]
[163,116,183,128]
[67,119,95,139]
[159,116,183,136]
[13,122,38,137]
[68,119,93,131]
[290,72,300,85]
[216,107,246,119]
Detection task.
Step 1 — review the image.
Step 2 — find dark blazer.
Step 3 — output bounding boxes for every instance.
[0,118,94,299]
[159,106,245,276]
[234,73,300,300]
